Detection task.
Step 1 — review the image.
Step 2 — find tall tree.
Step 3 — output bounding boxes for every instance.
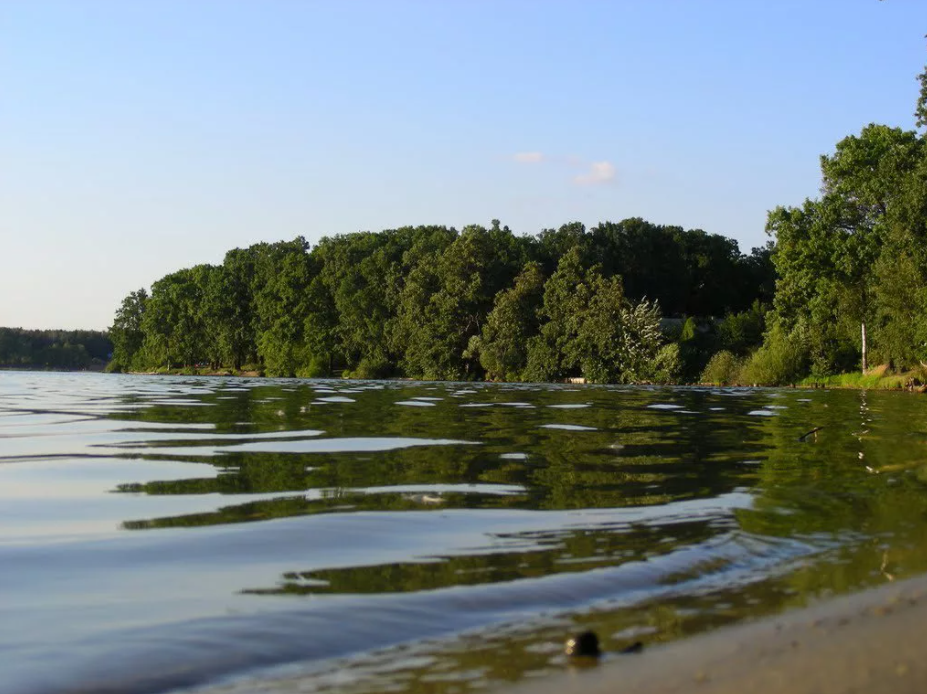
[253,239,315,376]
[524,247,597,382]
[915,61,927,129]
[220,248,262,369]
[398,224,525,380]
[572,274,663,383]
[140,269,207,369]
[109,288,148,371]
[470,261,545,381]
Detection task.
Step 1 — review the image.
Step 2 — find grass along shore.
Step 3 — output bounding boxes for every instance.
[700,354,927,391]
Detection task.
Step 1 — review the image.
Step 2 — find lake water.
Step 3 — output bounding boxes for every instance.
[3,372,927,693]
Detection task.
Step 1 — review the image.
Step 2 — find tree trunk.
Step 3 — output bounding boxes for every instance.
[861,321,868,374]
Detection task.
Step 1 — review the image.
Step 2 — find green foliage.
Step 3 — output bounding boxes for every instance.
[474,262,545,381]
[687,303,767,386]
[592,218,767,316]
[718,301,768,356]
[139,268,207,369]
[524,247,595,381]
[536,221,590,275]
[343,355,392,380]
[679,316,698,342]
[219,248,259,369]
[252,239,316,376]
[397,224,526,380]
[108,215,774,381]
[700,350,744,386]
[521,249,672,384]
[918,63,927,129]
[767,198,862,374]
[522,336,561,383]
[797,370,915,390]
[740,323,807,386]
[576,286,665,383]
[648,342,682,384]
[295,356,331,379]
[763,103,927,379]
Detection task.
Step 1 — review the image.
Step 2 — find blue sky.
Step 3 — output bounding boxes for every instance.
[2,0,925,330]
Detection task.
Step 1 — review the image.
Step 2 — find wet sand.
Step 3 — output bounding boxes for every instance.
[512,575,927,694]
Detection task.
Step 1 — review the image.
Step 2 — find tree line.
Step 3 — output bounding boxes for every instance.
[0,328,112,370]
[108,218,774,383]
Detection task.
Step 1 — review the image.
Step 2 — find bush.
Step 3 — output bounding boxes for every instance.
[739,325,807,385]
[523,336,562,382]
[646,343,682,384]
[296,356,331,379]
[105,360,125,373]
[700,350,744,385]
[345,355,391,380]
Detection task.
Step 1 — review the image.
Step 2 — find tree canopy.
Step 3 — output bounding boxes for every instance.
[109,218,771,383]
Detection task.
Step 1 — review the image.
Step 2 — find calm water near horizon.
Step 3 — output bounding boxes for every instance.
[3,371,927,693]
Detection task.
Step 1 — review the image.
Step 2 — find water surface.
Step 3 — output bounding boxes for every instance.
[2,372,927,693]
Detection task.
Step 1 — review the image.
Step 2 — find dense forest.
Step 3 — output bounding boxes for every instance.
[110,63,927,386]
[0,328,111,370]
[108,218,774,382]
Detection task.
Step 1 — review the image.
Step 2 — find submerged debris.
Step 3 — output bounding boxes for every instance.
[565,630,644,659]
[565,631,601,658]
[798,426,823,442]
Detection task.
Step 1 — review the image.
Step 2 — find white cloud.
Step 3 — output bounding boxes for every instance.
[509,152,618,186]
[513,151,544,163]
[574,161,616,185]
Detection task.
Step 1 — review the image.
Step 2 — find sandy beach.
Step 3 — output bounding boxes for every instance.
[510,574,927,694]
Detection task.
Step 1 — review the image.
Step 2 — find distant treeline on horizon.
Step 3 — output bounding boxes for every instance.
[0,328,111,370]
[108,217,775,383]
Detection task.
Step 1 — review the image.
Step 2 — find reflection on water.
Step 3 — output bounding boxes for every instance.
[2,372,927,693]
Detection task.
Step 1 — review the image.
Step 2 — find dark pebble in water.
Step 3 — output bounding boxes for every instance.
[565,630,601,658]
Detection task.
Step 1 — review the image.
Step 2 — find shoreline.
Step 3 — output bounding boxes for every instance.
[0,364,107,373]
[6,367,924,392]
[508,574,927,694]
[120,369,926,392]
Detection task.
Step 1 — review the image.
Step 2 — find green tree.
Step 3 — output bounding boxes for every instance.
[108,288,148,371]
[524,247,595,381]
[718,301,768,356]
[536,221,589,275]
[470,261,545,381]
[573,274,666,383]
[589,218,761,317]
[254,240,316,376]
[591,218,687,313]
[398,224,526,380]
[140,269,206,369]
[767,123,925,376]
[915,62,927,129]
[219,248,261,369]
[310,231,411,377]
